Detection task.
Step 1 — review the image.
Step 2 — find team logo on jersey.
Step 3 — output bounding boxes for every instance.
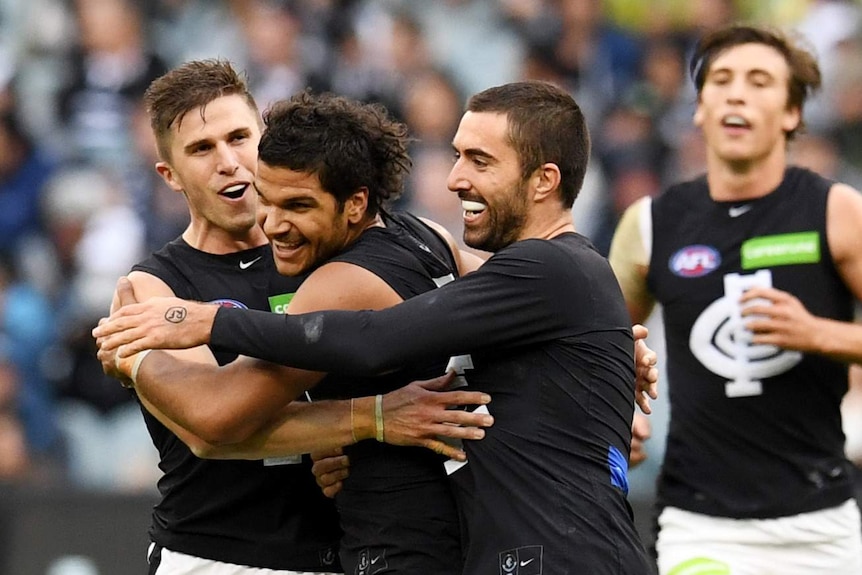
[669,245,721,278]
[499,545,543,575]
[208,299,248,309]
[355,547,388,575]
[690,271,801,397]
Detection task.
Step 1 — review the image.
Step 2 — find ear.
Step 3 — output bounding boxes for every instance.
[532,163,562,203]
[345,187,369,223]
[156,161,184,193]
[693,99,705,128]
[782,105,801,135]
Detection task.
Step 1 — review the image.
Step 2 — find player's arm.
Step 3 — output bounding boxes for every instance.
[100,271,310,445]
[116,263,493,458]
[743,183,862,363]
[608,196,656,326]
[96,243,625,373]
[609,199,660,414]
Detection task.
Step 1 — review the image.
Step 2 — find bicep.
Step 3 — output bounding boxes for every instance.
[827,184,862,303]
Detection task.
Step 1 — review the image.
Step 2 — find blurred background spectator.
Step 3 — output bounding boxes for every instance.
[0,3,859,566]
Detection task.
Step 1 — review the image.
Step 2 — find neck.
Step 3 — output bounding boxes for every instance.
[520,209,575,242]
[341,213,384,248]
[182,223,268,254]
[706,146,788,202]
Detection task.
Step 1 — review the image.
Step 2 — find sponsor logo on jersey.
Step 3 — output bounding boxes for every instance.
[268,292,296,314]
[669,245,721,278]
[499,545,543,574]
[209,299,248,309]
[741,231,820,269]
[356,547,388,575]
[239,256,262,269]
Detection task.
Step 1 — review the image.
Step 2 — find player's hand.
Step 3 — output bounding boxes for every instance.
[92,277,217,358]
[382,371,494,460]
[629,412,651,468]
[310,448,349,499]
[94,276,142,387]
[741,286,821,353]
[633,324,659,414]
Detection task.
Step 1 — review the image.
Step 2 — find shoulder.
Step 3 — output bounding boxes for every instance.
[288,260,402,314]
[490,235,602,271]
[417,216,485,275]
[826,182,862,260]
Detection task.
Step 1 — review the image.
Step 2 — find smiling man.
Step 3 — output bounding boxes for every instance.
[96,81,653,574]
[609,24,862,574]
[106,63,498,575]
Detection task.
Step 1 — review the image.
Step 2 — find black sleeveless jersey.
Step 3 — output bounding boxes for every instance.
[308,212,463,574]
[132,238,342,571]
[648,166,856,519]
[210,232,651,574]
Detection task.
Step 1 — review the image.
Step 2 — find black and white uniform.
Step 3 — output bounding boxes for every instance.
[308,211,463,574]
[211,233,651,574]
[132,238,342,574]
[647,167,856,520]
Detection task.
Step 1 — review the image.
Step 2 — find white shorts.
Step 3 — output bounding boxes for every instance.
[656,499,862,575]
[148,543,342,575]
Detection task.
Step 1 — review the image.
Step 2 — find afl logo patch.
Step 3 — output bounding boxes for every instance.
[209,299,248,309]
[669,245,721,278]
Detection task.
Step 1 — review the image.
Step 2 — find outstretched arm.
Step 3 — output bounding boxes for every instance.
[95,242,629,373]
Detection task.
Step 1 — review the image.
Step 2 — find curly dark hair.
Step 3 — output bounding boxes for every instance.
[259,91,412,216]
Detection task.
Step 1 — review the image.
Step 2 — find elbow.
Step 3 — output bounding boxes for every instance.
[188,414,256,446]
[184,436,225,459]
[188,441,217,459]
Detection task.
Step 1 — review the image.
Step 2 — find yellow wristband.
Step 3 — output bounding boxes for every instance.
[374,394,384,442]
[130,349,153,386]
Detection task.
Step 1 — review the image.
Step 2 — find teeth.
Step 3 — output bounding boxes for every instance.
[461,200,486,213]
[723,115,748,127]
[223,184,246,194]
[275,240,302,250]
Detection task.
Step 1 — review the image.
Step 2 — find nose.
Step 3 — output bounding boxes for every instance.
[258,203,290,239]
[216,142,239,175]
[726,77,747,104]
[447,157,469,194]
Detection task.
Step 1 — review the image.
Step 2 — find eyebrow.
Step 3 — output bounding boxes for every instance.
[709,65,776,80]
[454,144,495,162]
[183,127,252,155]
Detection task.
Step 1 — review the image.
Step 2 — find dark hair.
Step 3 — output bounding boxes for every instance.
[690,24,821,140]
[466,80,589,208]
[259,91,411,216]
[143,59,259,161]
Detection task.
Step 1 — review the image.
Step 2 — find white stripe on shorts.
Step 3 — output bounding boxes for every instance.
[656,499,862,575]
[148,544,341,575]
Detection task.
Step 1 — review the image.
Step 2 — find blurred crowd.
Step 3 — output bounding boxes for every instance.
[0,0,861,494]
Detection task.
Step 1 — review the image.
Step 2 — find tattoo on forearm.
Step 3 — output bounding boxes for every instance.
[165,307,188,323]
